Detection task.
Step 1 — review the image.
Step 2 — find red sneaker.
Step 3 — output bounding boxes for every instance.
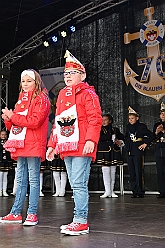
[23,214,38,226]
[60,222,73,230]
[60,222,89,235]
[0,213,22,224]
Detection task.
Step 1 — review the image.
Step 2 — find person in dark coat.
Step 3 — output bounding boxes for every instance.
[51,154,67,197]
[153,102,165,198]
[125,106,154,198]
[96,114,124,198]
[0,130,13,197]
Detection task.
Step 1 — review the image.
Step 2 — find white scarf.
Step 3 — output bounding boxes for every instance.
[4,91,33,152]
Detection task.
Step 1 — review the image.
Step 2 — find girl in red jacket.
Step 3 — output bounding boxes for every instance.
[46,50,102,235]
[0,69,50,225]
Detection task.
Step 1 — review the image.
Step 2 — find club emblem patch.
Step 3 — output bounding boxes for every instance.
[57,115,76,137]
[12,126,23,135]
[140,20,164,47]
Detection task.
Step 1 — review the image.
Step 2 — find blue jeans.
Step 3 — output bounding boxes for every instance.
[11,157,40,215]
[64,156,91,224]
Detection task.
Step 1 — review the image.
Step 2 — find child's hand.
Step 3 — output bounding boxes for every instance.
[46,147,55,161]
[2,107,13,119]
[155,124,164,135]
[82,141,95,155]
[114,139,122,147]
[1,113,9,121]
[138,143,147,151]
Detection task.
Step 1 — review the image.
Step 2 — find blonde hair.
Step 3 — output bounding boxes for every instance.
[19,69,48,101]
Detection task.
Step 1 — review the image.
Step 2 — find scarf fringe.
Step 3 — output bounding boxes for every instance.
[4,140,25,152]
[55,142,78,154]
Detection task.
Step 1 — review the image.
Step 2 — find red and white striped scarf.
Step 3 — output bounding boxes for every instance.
[4,90,34,152]
[53,85,79,154]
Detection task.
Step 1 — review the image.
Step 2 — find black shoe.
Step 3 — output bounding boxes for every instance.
[131,194,138,198]
[138,194,144,198]
[156,193,165,198]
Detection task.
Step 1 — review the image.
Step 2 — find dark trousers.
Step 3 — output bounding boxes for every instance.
[127,155,144,195]
[155,156,165,194]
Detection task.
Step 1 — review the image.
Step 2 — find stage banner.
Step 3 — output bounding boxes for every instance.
[39,67,65,135]
[124,6,165,101]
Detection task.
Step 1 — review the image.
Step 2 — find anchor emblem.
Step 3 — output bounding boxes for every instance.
[130,133,137,142]
[124,6,165,101]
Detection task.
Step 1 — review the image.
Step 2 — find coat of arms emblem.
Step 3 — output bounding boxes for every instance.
[57,115,76,137]
[124,6,165,101]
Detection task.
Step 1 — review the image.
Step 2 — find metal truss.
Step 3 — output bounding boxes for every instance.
[0,80,8,130]
[0,0,128,68]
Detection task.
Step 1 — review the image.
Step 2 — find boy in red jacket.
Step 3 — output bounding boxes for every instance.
[46,50,102,235]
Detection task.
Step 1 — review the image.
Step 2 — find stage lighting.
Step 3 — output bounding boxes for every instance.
[52,36,58,43]
[70,25,76,33]
[61,31,67,38]
[43,41,49,47]
[42,33,50,47]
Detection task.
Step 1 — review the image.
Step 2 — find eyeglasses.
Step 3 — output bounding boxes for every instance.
[63,71,83,77]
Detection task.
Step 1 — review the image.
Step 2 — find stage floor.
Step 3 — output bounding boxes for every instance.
[0,193,165,248]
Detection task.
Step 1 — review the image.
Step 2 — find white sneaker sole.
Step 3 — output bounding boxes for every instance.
[60,229,68,234]
[61,227,89,235]
[23,221,38,226]
[100,195,111,198]
[52,194,59,197]
[0,219,22,224]
[111,195,118,198]
[60,224,68,230]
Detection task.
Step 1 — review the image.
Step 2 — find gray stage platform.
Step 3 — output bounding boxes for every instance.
[0,194,165,248]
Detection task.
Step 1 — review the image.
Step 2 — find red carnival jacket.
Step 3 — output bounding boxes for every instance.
[4,92,50,161]
[48,82,102,161]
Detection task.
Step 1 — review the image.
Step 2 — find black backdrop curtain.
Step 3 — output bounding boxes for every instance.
[7,0,165,191]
